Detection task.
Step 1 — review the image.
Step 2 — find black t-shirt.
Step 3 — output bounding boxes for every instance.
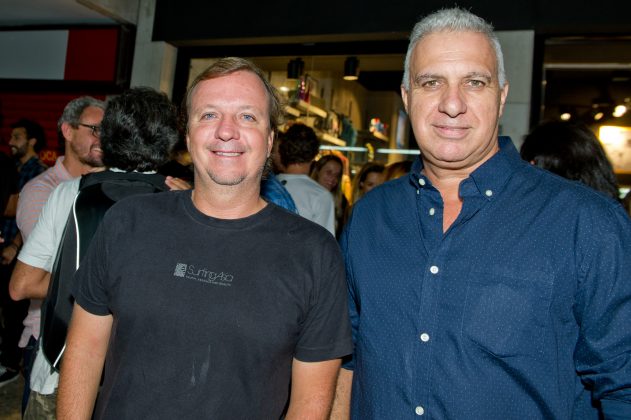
[74,190,352,419]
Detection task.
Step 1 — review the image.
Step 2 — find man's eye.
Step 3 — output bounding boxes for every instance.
[422,80,440,88]
[467,79,486,88]
[242,114,256,122]
[201,113,216,120]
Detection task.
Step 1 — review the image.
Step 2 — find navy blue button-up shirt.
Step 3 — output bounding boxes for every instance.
[341,137,631,419]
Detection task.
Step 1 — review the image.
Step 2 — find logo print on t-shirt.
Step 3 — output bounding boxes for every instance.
[174,263,187,277]
[173,262,233,287]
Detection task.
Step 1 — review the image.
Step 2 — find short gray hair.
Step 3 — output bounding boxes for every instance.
[57,96,106,141]
[401,7,506,91]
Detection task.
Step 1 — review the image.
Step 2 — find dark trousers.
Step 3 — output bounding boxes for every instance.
[0,260,29,371]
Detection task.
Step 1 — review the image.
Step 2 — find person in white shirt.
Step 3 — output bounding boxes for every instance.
[276,124,335,235]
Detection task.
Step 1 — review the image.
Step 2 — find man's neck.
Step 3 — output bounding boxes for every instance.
[421,163,471,234]
[191,180,266,220]
[283,162,311,175]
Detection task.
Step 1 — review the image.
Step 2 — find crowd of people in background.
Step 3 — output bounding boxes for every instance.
[1,6,631,420]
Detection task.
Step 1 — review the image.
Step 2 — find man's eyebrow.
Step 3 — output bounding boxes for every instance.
[412,73,442,86]
[465,72,492,83]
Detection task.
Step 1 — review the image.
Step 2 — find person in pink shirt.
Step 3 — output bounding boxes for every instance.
[4,96,105,412]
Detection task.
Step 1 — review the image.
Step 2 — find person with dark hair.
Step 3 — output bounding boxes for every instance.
[100,87,177,172]
[310,154,349,237]
[350,162,385,204]
[0,118,49,392]
[9,118,47,160]
[10,87,179,417]
[1,97,106,408]
[277,123,336,234]
[57,58,351,419]
[520,120,621,201]
[335,7,631,419]
[2,119,48,264]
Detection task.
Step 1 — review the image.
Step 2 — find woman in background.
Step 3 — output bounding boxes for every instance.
[520,120,621,202]
[311,154,349,237]
[351,162,385,204]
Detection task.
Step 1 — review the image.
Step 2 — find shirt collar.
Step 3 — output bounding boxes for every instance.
[408,136,524,200]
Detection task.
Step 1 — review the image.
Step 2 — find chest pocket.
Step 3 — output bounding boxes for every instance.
[462,267,554,358]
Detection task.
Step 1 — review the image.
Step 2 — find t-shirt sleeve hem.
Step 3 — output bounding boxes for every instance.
[75,297,110,317]
[294,338,353,363]
[17,253,52,271]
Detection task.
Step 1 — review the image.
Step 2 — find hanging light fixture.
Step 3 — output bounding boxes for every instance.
[343,56,359,81]
[287,58,304,80]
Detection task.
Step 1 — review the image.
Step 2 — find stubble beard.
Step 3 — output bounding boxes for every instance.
[204,161,266,187]
[78,154,103,168]
[11,145,26,159]
[72,142,103,168]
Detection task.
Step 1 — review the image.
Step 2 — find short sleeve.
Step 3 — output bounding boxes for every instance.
[18,181,77,271]
[72,219,112,316]
[294,233,352,362]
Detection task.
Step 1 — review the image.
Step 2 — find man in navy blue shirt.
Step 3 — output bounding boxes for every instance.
[333,7,631,420]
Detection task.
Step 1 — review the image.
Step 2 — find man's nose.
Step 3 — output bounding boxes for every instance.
[438,85,467,117]
[215,117,239,142]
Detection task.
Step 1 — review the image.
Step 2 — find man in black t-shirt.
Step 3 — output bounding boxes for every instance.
[57,58,352,420]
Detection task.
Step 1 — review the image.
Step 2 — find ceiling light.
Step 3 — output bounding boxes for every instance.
[613,105,627,118]
[343,56,359,81]
[560,112,572,121]
[594,111,604,121]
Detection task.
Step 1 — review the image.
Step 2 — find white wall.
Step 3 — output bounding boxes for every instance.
[497,30,535,149]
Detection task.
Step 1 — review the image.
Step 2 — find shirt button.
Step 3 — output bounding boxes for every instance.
[485,189,493,197]
[415,405,425,415]
[429,208,435,216]
[418,178,426,186]
[420,333,430,342]
[429,265,439,274]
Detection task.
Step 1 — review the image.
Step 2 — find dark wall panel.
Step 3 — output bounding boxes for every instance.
[153,1,535,43]
[154,1,631,44]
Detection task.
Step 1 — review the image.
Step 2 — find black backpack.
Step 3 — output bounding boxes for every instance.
[41,171,167,370]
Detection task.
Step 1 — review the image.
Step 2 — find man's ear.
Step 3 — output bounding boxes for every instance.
[266,130,274,158]
[401,85,409,114]
[498,82,510,118]
[61,121,74,143]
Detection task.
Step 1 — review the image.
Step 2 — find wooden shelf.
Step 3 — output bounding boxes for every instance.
[358,129,389,142]
[285,105,300,117]
[320,133,346,147]
[294,99,327,118]
[372,131,389,142]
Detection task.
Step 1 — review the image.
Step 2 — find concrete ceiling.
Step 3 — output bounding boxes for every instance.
[0,0,115,26]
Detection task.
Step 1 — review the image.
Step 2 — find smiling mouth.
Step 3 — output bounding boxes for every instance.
[433,124,470,138]
[214,151,242,157]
